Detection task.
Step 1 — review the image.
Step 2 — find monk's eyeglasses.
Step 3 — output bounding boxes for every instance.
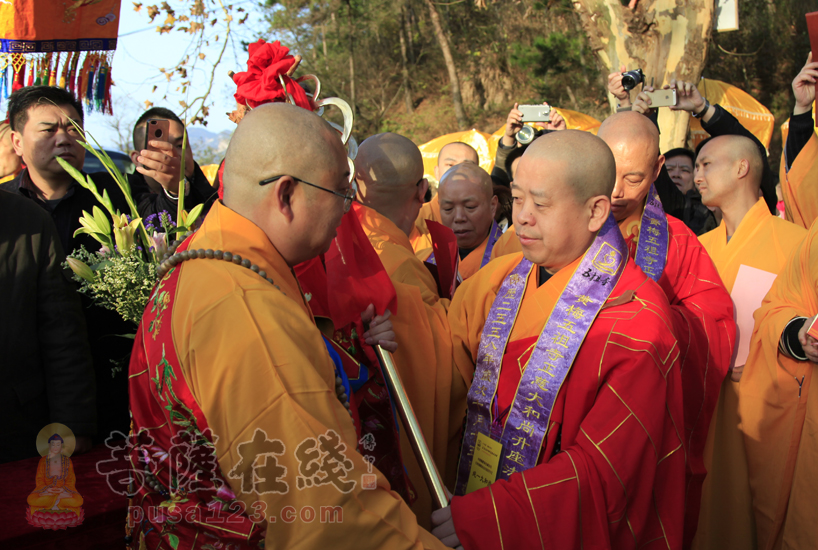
[259,175,357,213]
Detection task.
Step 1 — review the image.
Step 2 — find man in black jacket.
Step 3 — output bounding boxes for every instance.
[0,86,136,443]
[127,106,217,221]
[0,190,96,462]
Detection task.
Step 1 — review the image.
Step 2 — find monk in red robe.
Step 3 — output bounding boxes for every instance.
[430,130,686,549]
[597,112,735,547]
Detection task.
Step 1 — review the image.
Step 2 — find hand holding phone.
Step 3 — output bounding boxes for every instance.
[144,119,171,153]
[137,119,182,195]
[518,104,551,123]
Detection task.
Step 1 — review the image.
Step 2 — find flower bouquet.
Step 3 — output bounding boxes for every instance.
[56,123,204,362]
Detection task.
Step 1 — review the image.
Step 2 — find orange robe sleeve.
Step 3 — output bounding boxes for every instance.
[389,281,466,523]
[358,204,443,307]
[458,235,490,281]
[448,257,686,549]
[411,197,441,253]
[781,130,818,229]
[171,205,446,550]
[739,220,818,550]
[489,226,521,261]
[655,217,735,547]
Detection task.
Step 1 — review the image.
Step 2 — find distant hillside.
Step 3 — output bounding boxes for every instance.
[188,127,232,165]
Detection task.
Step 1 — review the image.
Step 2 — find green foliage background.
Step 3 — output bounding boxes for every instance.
[260,0,814,172]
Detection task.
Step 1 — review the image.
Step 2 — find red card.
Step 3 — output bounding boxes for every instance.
[808,11,818,126]
[426,220,459,300]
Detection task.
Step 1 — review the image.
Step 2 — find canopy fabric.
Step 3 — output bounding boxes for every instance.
[418,129,495,188]
[418,108,601,186]
[689,78,775,150]
[0,0,121,110]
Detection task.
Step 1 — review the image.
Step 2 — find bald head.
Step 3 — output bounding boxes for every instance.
[355,132,428,235]
[597,111,660,157]
[597,111,664,222]
[695,134,765,209]
[439,162,493,198]
[512,130,615,271]
[223,102,347,209]
[435,141,479,180]
[522,129,616,202]
[438,163,497,249]
[356,133,424,189]
[700,134,763,187]
[222,102,351,266]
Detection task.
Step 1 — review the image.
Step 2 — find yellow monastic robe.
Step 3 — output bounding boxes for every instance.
[457,232,491,281]
[741,217,818,550]
[355,204,467,524]
[415,231,492,282]
[781,130,818,229]
[357,204,442,307]
[489,224,521,260]
[694,199,807,550]
[172,202,445,549]
[411,196,440,253]
[386,280,466,527]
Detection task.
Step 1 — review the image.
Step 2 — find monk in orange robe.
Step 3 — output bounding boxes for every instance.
[412,142,480,253]
[692,136,807,550]
[740,218,818,550]
[779,53,818,229]
[127,104,447,549]
[353,132,467,522]
[429,130,685,549]
[421,163,501,281]
[596,112,735,548]
[355,133,442,307]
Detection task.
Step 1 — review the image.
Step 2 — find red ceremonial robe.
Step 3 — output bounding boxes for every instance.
[449,253,686,549]
[623,214,735,547]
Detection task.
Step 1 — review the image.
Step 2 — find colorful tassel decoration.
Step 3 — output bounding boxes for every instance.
[95,65,106,111]
[103,61,113,115]
[59,51,70,89]
[48,52,59,86]
[26,56,35,87]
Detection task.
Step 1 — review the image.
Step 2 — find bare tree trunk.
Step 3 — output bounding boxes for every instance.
[424,0,468,129]
[572,0,714,150]
[320,25,330,74]
[345,1,357,113]
[399,14,414,114]
[404,1,415,63]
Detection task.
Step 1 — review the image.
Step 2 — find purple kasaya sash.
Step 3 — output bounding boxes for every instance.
[454,214,628,495]
[633,183,669,282]
[427,220,502,270]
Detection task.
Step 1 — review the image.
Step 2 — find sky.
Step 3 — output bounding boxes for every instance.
[81,1,270,151]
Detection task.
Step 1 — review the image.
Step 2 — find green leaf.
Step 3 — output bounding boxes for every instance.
[90,260,114,270]
[167,533,180,549]
[54,156,88,188]
[183,203,205,229]
[92,206,112,235]
[177,126,188,227]
[114,333,137,340]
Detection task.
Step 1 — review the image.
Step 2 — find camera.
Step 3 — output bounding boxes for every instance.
[515,126,546,145]
[621,68,645,91]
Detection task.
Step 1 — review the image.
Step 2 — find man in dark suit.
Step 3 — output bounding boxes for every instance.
[0,189,96,462]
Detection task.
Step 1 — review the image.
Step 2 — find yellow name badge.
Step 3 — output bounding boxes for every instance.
[465,432,503,495]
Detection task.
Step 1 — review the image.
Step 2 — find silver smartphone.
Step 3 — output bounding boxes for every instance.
[518,104,551,123]
[644,89,678,108]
